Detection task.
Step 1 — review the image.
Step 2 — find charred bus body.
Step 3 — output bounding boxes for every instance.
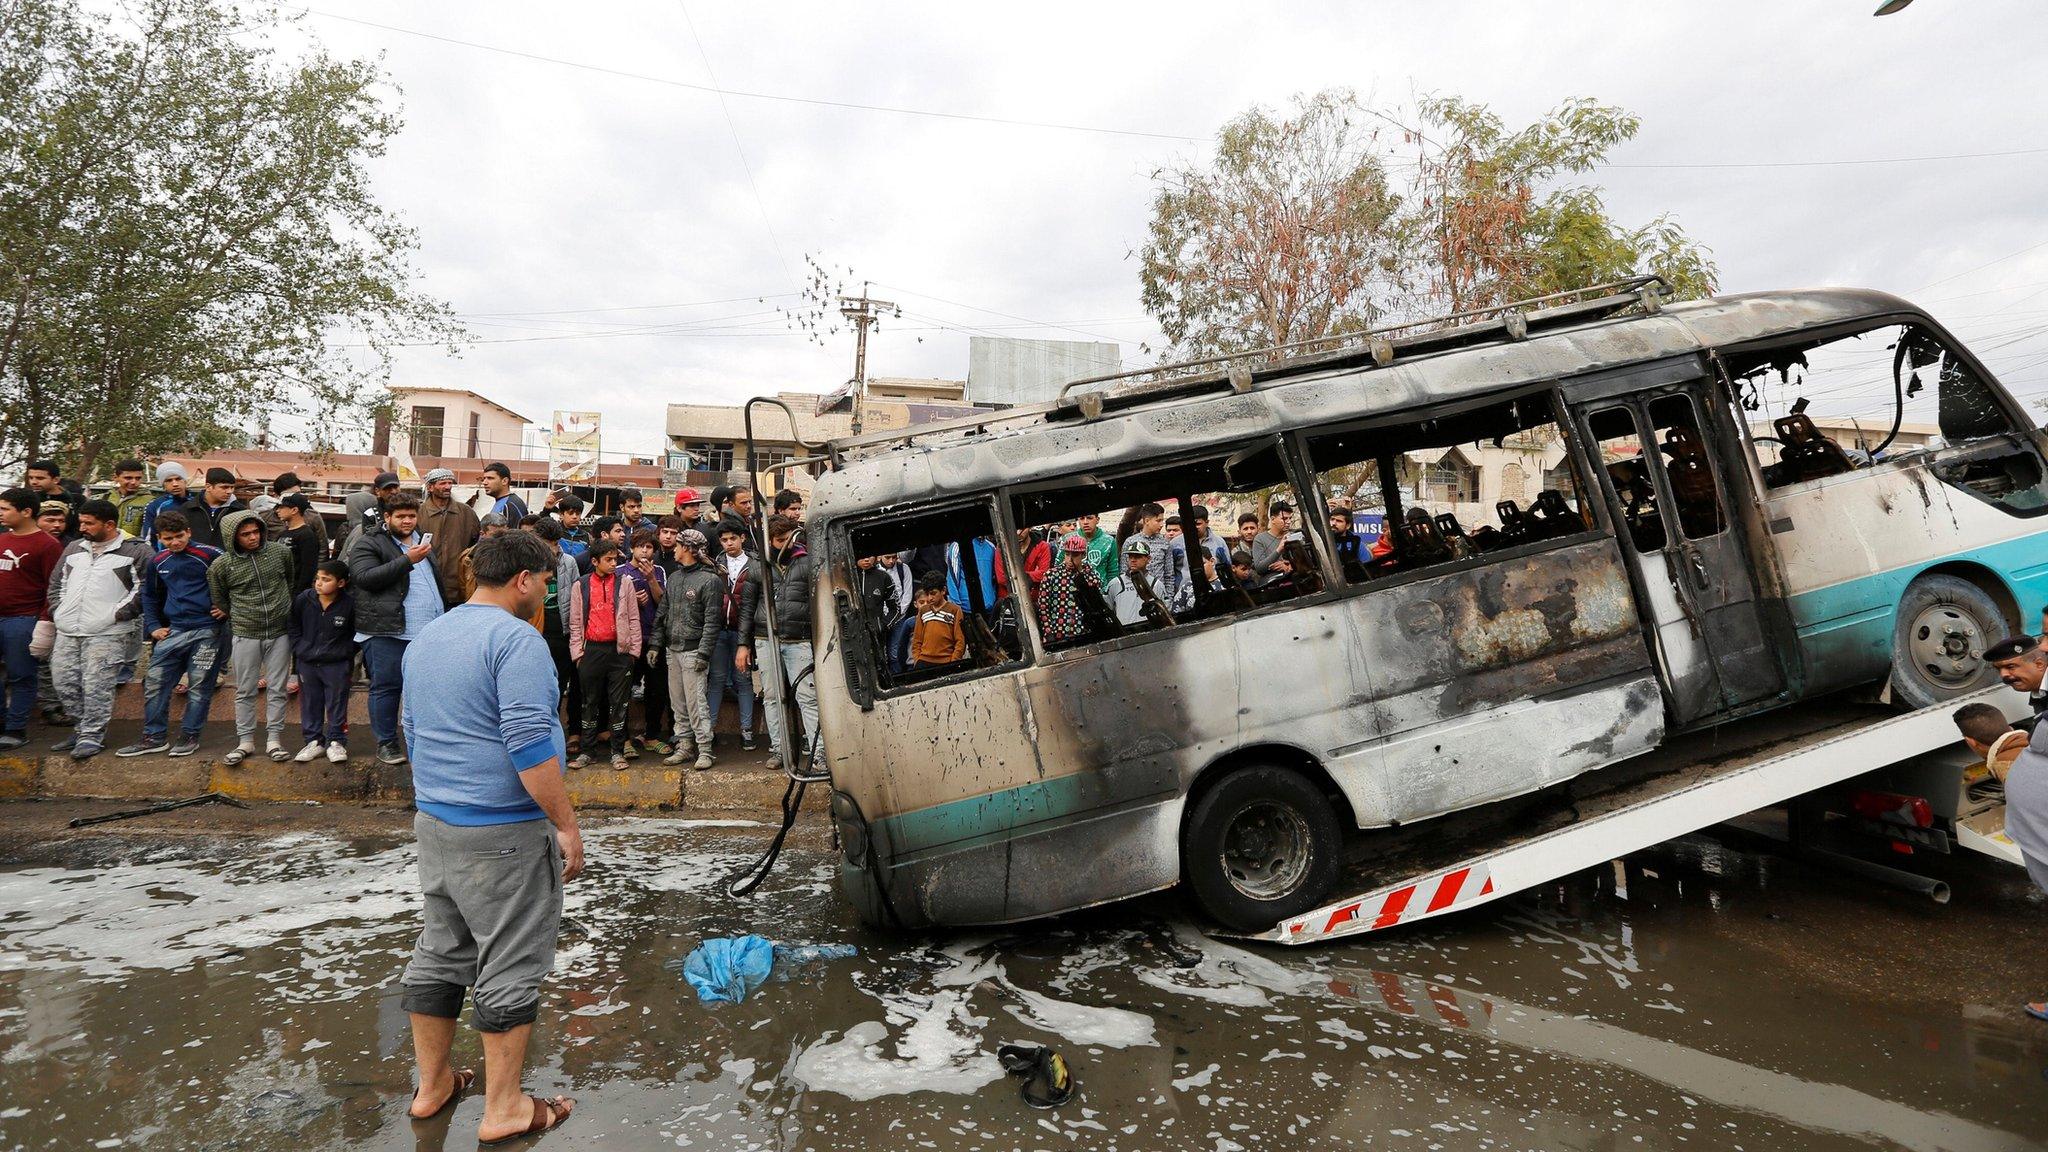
[795,280,2048,931]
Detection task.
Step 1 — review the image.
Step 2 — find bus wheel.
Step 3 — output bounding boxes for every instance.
[1890,574,2009,710]
[1183,766,1342,932]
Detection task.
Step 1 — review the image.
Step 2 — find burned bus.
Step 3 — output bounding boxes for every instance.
[793,279,2048,931]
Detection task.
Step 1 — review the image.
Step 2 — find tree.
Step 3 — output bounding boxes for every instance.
[0,0,460,480]
[1139,90,1717,362]
[1406,95,1716,315]
[1138,90,1405,361]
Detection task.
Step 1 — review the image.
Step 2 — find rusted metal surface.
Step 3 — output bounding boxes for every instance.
[818,536,1662,927]
[810,290,1914,524]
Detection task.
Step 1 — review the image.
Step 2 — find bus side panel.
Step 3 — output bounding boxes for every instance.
[1339,538,1666,825]
[1764,460,2048,692]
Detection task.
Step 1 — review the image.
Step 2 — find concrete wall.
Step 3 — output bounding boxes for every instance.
[967,337,1121,406]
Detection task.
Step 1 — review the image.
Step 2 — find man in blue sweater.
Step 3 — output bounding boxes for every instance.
[398,530,580,1145]
[119,510,222,758]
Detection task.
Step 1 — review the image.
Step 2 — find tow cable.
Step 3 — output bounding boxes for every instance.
[725,663,829,899]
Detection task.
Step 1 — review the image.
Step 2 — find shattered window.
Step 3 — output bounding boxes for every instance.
[837,499,1027,699]
[1009,440,1320,652]
[1644,395,1726,540]
[1723,322,2016,488]
[1587,407,1666,552]
[1305,390,1592,583]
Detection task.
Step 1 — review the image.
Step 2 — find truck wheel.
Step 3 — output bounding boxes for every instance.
[1890,574,2011,710]
[1182,765,1343,932]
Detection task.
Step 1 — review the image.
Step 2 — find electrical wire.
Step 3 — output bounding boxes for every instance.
[285,5,1202,143]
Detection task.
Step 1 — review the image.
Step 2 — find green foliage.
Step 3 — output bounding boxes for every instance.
[0,0,461,478]
[1140,90,1717,359]
[1139,90,1406,360]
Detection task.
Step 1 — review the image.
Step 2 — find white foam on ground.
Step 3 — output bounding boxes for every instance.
[1131,925,1320,1008]
[791,991,1007,1101]
[1000,981,1157,1049]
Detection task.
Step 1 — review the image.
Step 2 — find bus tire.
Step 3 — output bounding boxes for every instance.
[1890,573,2009,710]
[1182,765,1343,932]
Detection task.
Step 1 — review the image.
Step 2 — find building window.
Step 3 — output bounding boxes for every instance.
[467,412,481,457]
[754,446,795,477]
[1421,455,1478,505]
[410,406,446,458]
[683,441,734,473]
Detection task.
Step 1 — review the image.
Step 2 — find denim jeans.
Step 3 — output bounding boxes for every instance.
[762,640,819,758]
[362,635,408,744]
[706,628,755,737]
[0,616,38,734]
[141,627,223,740]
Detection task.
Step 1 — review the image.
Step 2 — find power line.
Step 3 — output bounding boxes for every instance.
[873,282,1138,344]
[676,1,795,291]
[287,5,1202,143]
[1604,145,2048,171]
[459,291,793,318]
[1914,238,2048,293]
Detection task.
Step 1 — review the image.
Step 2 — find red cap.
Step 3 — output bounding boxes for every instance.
[673,487,701,508]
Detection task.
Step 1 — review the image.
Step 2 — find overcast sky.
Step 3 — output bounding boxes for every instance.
[267,0,2048,463]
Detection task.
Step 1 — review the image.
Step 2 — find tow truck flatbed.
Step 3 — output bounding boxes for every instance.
[1259,688,2032,945]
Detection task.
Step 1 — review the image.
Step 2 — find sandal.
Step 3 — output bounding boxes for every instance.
[610,755,629,772]
[408,1067,475,1121]
[223,746,252,766]
[267,744,290,762]
[478,1095,572,1147]
[997,1043,1075,1109]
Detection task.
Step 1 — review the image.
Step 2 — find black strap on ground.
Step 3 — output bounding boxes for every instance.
[725,776,808,898]
[67,791,250,829]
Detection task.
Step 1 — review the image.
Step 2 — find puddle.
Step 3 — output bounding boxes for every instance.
[1,822,2044,1150]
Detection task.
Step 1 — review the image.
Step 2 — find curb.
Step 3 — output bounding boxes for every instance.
[0,749,826,816]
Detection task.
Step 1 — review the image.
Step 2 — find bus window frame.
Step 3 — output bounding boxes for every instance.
[830,491,1034,703]
[1712,310,2038,488]
[1292,382,1612,600]
[1009,433,1345,666]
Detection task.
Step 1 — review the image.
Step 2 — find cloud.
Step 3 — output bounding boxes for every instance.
[283,0,2048,457]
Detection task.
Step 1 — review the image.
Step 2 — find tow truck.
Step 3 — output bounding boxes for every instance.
[1255,687,2031,945]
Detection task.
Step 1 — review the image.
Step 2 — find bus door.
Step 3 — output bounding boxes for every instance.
[1567,365,1784,726]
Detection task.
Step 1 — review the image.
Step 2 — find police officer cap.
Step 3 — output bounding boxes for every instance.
[1985,634,2039,663]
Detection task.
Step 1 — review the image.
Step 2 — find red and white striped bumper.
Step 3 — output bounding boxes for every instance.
[1260,863,1498,944]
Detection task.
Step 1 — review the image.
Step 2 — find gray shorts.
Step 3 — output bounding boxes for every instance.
[400,813,562,1033]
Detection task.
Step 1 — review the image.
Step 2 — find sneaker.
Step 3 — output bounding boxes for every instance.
[326,741,348,764]
[693,751,715,771]
[42,710,75,727]
[50,735,76,753]
[167,735,201,757]
[70,741,101,761]
[0,732,27,751]
[662,748,690,766]
[375,741,407,766]
[116,737,169,757]
[610,754,629,771]
[740,732,756,752]
[567,753,590,770]
[293,741,323,763]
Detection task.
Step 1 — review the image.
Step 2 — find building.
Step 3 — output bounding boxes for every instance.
[377,387,536,461]
[967,337,1121,406]
[666,380,984,491]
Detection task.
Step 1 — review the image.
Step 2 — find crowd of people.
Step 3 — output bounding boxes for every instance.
[0,458,825,770]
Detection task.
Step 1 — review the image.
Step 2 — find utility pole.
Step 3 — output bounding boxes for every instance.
[837,284,897,436]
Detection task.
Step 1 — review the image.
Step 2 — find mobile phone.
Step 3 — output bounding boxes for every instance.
[419,532,433,547]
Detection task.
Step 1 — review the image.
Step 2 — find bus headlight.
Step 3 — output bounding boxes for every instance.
[830,790,869,868]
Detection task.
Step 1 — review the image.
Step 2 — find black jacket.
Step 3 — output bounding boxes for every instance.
[712,554,763,639]
[178,495,246,550]
[289,588,358,664]
[342,527,413,637]
[770,543,815,641]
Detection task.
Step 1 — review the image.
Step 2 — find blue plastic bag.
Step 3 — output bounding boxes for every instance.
[682,935,777,1004]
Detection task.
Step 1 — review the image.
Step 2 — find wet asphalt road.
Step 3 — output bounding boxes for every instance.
[0,805,2045,1151]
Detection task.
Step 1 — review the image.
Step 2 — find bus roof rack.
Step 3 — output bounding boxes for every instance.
[825,275,1670,464]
